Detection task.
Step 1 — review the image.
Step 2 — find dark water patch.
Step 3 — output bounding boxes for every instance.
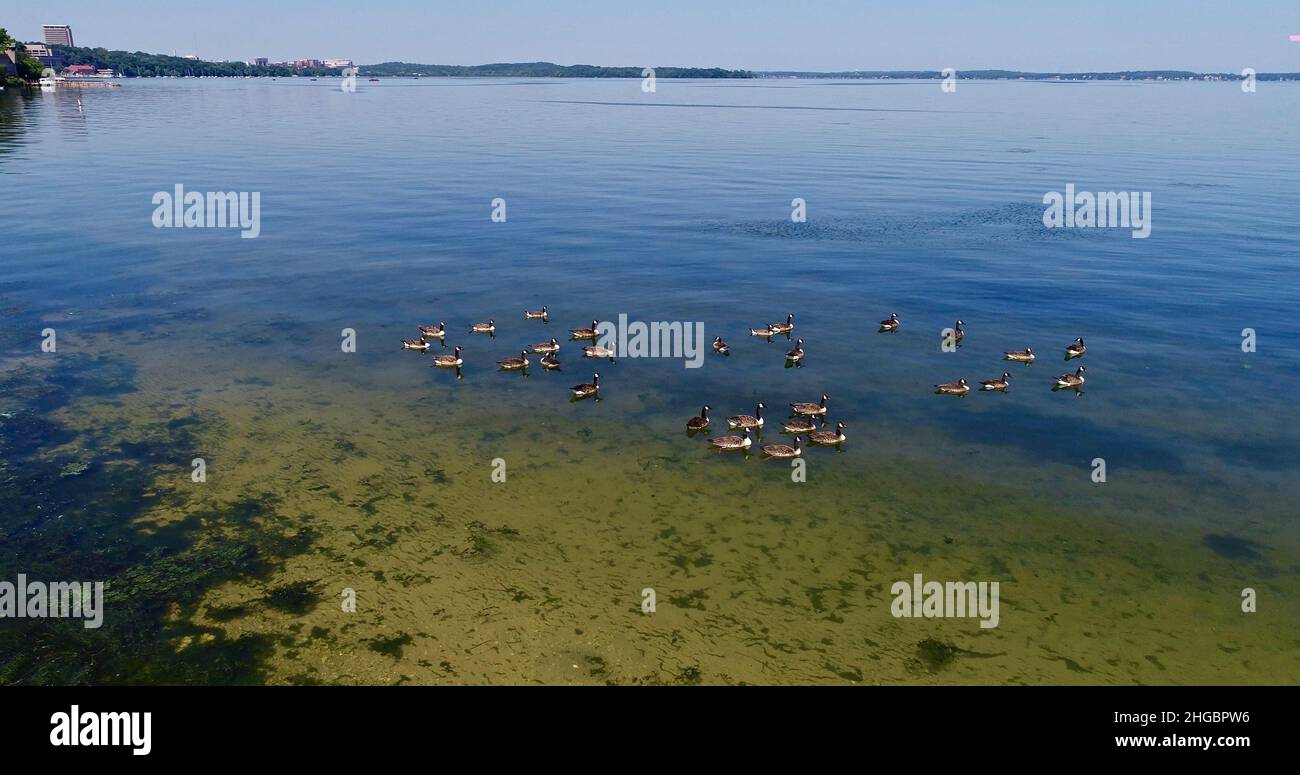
[43,355,137,405]
[538,99,953,114]
[369,632,414,659]
[912,638,1007,674]
[0,371,316,684]
[0,413,75,458]
[1211,438,1300,472]
[207,603,253,622]
[262,580,322,615]
[1203,534,1264,562]
[703,203,1086,245]
[945,402,1185,474]
[674,665,703,685]
[915,638,959,672]
[668,589,709,610]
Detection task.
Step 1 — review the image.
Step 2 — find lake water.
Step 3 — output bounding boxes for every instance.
[1,77,1297,684]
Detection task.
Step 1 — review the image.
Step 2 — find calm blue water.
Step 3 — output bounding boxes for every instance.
[1,78,1297,683]
[6,78,1299,491]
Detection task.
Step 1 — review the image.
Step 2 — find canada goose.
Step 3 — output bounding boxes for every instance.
[949,320,965,344]
[571,372,600,399]
[879,313,900,332]
[401,339,431,352]
[531,338,560,354]
[769,313,795,334]
[540,353,562,370]
[709,428,752,450]
[713,336,731,355]
[935,378,970,396]
[687,405,710,431]
[728,402,765,430]
[419,323,447,339]
[1054,366,1086,389]
[1004,347,1036,363]
[583,344,615,360]
[785,338,805,362]
[980,372,1012,391]
[433,346,464,368]
[471,320,496,334]
[762,437,802,458]
[498,351,529,371]
[525,306,549,320]
[749,324,775,337]
[782,417,818,434]
[790,395,829,417]
[1065,337,1087,359]
[809,422,847,445]
[571,320,599,340]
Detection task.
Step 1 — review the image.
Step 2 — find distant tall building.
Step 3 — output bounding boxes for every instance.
[253,57,269,67]
[42,25,74,47]
[23,42,63,70]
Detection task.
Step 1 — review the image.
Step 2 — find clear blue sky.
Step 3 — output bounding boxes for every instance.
[6,0,1300,71]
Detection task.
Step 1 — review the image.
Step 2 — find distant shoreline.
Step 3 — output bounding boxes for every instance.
[28,47,1300,81]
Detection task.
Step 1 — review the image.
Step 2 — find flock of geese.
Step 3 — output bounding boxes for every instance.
[400,309,1090,460]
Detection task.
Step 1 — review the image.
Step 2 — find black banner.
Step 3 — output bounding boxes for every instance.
[0,686,1285,761]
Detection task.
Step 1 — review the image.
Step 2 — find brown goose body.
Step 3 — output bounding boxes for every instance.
[401,339,431,352]
[935,379,970,396]
[709,429,751,450]
[727,402,765,430]
[498,351,530,371]
[808,422,847,445]
[790,394,829,417]
[432,346,464,368]
[1054,366,1087,389]
[1004,347,1035,363]
[762,437,802,458]
[768,313,795,334]
[571,372,600,398]
[782,417,818,434]
[980,372,1012,391]
[687,405,711,431]
[531,338,560,354]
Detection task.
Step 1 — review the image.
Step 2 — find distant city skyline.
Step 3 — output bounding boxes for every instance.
[6,1,1300,71]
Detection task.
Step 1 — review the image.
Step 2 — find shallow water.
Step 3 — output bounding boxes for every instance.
[1,78,1296,684]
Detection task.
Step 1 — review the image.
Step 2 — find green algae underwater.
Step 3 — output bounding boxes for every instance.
[1,321,1294,685]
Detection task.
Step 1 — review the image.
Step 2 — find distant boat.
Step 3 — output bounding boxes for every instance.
[368,77,380,82]
[39,76,57,90]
